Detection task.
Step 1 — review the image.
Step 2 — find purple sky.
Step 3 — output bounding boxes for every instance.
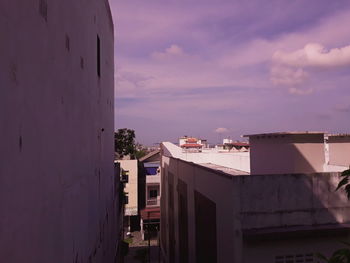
[110,0,350,145]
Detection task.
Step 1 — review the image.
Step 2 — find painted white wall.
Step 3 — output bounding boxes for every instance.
[119,160,139,216]
[0,1,118,262]
[162,142,250,173]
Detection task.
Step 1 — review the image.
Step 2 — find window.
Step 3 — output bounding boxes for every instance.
[150,189,158,198]
[97,35,101,77]
[121,170,129,183]
[124,193,129,204]
[275,253,314,263]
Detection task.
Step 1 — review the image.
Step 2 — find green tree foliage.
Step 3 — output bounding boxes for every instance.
[316,169,350,263]
[115,128,136,159]
[114,128,149,159]
[316,241,350,263]
[336,169,350,199]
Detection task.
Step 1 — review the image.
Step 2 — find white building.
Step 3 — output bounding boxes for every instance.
[0,1,121,262]
[160,133,350,263]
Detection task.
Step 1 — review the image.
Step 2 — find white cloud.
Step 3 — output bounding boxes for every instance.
[270,66,308,86]
[273,43,350,68]
[288,87,313,96]
[214,127,229,134]
[270,43,350,90]
[151,44,185,59]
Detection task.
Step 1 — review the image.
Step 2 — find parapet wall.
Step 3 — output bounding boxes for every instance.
[238,172,349,230]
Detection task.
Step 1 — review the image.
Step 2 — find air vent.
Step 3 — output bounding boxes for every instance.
[275,253,315,263]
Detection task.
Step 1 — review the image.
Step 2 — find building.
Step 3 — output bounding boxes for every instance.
[328,134,350,168]
[0,1,121,262]
[160,133,350,263]
[140,150,161,239]
[179,136,208,151]
[118,159,146,232]
[223,141,250,152]
[244,132,347,175]
[244,132,326,175]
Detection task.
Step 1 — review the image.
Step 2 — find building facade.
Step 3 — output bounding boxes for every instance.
[0,1,120,262]
[160,139,350,263]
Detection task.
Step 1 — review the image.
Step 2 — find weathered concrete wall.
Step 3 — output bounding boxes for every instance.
[161,155,238,263]
[243,236,350,263]
[328,135,350,167]
[248,134,325,175]
[161,142,350,263]
[0,1,119,262]
[238,173,350,230]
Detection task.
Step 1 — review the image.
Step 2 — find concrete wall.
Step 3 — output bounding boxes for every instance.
[161,142,350,263]
[0,1,118,262]
[328,135,350,167]
[249,134,325,175]
[238,173,350,230]
[161,155,238,263]
[119,160,139,216]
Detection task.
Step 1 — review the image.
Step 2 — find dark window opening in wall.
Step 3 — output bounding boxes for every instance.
[39,0,48,21]
[124,193,129,204]
[65,35,70,51]
[150,189,158,198]
[97,35,101,77]
[80,57,84,69]
[121,170,129,183]
[195,190,217,263]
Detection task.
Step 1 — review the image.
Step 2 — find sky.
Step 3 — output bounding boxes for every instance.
[110,0,350,145]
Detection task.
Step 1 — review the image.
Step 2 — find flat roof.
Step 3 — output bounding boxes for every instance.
[328,133,350,137]
[199,163,249,176]
[243,131,325,137]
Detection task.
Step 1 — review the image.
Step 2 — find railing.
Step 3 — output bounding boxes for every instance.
[146,198,160,207]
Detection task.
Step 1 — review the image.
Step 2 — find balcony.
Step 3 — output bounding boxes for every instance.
[146,197,160,207]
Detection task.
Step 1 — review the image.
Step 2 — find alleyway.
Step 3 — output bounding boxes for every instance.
[124,231,160,263]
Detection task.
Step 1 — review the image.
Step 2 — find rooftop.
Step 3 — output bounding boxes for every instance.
[181,143,202,148]
[199,163,249,176]
[243,131,325,137]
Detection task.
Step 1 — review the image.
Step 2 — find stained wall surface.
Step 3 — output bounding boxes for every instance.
[0,1,118,262]
[328,135,350,167]
[248,134,325,175]
[161,149,350,263]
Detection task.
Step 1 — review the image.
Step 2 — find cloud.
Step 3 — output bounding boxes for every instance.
[273,43,350,68]
[334,104,350,113]
[271,43,350,89]
[214,127,229,134]
[288,87,313,96]
[151,44,186,59]
[270,66,308,86]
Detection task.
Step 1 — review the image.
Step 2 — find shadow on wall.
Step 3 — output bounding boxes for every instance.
[250,138,325,175]
[160,147,350,263]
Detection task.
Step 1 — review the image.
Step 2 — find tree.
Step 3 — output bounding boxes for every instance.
[316,169,350,263]
[115,128,136,159]
[336,169,350,199]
